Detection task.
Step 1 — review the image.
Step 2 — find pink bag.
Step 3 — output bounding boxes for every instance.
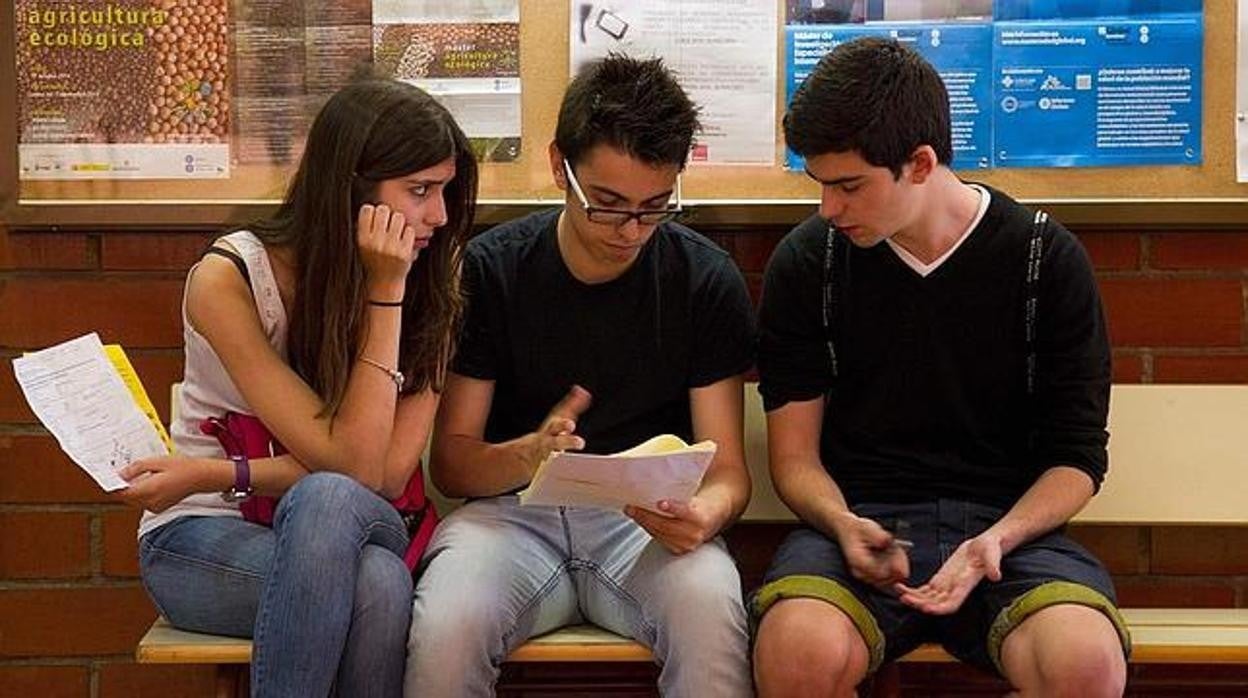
[200,412,439,573]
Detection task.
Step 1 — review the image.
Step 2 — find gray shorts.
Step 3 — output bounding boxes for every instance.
[751,499,1130,675]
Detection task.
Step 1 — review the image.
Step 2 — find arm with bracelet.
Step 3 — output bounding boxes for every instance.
[121,171,468,507]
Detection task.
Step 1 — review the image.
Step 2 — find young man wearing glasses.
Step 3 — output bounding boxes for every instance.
[404,54,755,697]
[751,38,1127,696]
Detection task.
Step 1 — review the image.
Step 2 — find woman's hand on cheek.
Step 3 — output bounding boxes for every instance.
[357,203,417,300]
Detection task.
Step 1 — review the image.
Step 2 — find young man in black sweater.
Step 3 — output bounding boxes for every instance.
[752,37,1128,697]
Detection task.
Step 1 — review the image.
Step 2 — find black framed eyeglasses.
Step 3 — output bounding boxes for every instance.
[562,159,682,226]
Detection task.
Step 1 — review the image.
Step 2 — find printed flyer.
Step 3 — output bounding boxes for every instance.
[993,0,1203,168]
[373,0,521,162]
[16,0,230,179]
[784,0,994,172]
[782,0,1203,169]
[570,0,779,166]
[231,0,373,166]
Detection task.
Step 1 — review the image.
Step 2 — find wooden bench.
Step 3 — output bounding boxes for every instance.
[137,619,654,698]
[137,384,1248,695]
[137,608,1248,697]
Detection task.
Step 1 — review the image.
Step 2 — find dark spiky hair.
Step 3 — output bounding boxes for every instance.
[556,53,701,168]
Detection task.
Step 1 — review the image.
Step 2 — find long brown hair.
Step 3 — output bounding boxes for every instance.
[252,79,477,415]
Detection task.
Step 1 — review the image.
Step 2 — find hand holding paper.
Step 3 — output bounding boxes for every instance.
[116,455,213,513]
[11,333,169,492]
[519,434,717,514]
[625,495,725,555]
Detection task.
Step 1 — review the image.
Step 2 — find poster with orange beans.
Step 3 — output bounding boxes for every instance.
[15,0,231,179]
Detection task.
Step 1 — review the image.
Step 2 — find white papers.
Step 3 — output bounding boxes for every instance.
[520,434,716,513]
[570,0,778,165]
[11,333,167,492]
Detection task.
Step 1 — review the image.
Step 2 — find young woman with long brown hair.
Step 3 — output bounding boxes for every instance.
[119,79,476,697]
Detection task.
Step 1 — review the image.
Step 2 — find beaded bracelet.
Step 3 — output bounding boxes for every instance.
[359,357,404,387]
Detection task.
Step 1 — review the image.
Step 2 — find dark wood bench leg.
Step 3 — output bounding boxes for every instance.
[869,663,901,698]
[215,664,246,698]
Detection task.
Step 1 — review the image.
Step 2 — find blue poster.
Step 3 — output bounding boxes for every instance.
[992,13,1203,167]
[784,22,993,172]
[993,0,1200,21]
[785,0,994,23]
[782,0,1203,170]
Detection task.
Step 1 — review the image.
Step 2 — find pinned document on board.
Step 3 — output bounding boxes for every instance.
[520,434,716,513]
[11,333,170,492]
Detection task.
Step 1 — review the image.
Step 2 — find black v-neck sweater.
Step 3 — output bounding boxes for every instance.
[758,186,1110,509]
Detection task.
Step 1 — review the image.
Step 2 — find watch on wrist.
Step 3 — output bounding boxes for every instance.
[220,453,254,503]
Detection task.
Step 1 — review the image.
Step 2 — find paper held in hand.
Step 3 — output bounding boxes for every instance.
[519,434,717,513]
[11,333,171,492]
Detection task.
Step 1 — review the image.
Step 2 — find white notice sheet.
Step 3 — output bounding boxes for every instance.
[570,0,778,165]
[520,434,717,513]
[12,333,167,491]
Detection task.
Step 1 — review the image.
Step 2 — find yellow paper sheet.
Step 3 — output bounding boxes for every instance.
[104,344,173,453]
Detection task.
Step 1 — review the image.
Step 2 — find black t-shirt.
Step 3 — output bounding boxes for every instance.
[758,186,1110,509]
[454,208,756,454]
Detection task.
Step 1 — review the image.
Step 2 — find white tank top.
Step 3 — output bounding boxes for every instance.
[138,230,289,538]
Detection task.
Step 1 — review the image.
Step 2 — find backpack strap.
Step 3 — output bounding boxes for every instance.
[821,222,841,380]
[1023,210,1049,396]
[820,209,1050,395]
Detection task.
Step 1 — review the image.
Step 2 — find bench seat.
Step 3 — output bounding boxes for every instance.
[890,609,1248,665]
[137,608,1248,694]
[136,620,656,666]
[137,621,659,698]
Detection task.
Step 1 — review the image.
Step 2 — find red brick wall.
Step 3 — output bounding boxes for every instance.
[2,225,1246,696]
[0,229,217,697]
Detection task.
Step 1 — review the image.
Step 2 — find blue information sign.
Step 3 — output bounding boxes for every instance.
[993,0,1200,21]
[784,23,993,172]
[782,0,1203,170]
[992,15,1202,167]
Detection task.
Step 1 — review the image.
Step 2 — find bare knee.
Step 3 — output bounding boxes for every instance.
[1030,644,1125,698]
[1002,605,1126,698]
[753,598,869,698]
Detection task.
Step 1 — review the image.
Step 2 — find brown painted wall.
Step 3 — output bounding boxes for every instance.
[2,225,1246,695]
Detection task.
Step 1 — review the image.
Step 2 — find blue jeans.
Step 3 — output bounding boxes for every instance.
[404,496,752,697]
[140,472,413,698]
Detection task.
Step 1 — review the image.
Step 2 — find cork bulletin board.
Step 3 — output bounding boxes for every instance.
[2,0,1246,229]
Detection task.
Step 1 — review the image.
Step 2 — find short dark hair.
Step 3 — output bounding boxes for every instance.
[556,53,700,169]
[784,37,952,176]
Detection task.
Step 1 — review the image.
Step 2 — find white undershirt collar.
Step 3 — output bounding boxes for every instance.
[887,184,990,278]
